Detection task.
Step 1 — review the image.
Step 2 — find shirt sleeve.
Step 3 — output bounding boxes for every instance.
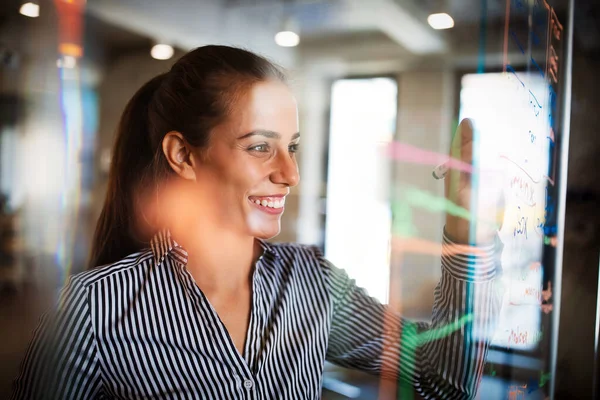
[323,232,503,400]
[10,276,105,400]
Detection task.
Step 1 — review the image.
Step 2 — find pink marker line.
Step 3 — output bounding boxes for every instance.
[386,141,474,174]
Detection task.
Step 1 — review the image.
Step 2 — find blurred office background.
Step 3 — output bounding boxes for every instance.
[0,0,599,398]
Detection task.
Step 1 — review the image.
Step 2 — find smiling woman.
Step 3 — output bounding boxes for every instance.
[11,45,503,400]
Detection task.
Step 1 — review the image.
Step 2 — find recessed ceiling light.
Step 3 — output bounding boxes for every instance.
[275,31,300,47]
[20,2,39,18]
[427,13,455,30]
[151,44,174,60]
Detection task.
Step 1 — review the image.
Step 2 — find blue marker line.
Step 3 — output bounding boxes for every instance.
[531,29,541,46]
[507,65,525,87]
[529,90,542,105]
[510,30,525,54]
[529,90,542,116]
[548,84,557,111]
[531,57,545,78]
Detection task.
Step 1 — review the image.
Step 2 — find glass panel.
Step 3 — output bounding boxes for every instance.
[0,0,578,399]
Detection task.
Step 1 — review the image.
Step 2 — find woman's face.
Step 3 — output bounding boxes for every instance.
[188,80,300,239]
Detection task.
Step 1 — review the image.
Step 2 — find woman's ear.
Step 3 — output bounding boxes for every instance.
[161,131,197,181]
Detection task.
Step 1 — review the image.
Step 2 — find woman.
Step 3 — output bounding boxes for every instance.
[12,45,502,399]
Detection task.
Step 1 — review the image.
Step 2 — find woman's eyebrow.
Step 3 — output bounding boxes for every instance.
[238,130,300,140]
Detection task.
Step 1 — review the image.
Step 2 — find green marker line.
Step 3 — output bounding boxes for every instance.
[392,185,499,237]
[397,314,475,399]
[417,313,475,346]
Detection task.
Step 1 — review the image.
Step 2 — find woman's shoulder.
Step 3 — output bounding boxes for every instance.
[268,242,343,293]
[267,242,338,274]
[69,249,154,290]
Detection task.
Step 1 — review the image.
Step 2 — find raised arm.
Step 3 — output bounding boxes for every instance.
[11,276,104,400]
[323,232,503,399]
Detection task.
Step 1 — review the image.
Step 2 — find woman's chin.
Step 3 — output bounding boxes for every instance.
[251,224,281,240]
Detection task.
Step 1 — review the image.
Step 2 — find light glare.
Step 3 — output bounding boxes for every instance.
[151,44,174,60]
[427,13,455,30]
[275,31,300,47]
[19,2,40,18]
[57,55,77,69]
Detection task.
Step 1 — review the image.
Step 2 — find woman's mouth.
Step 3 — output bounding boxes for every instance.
[248,196,285,214]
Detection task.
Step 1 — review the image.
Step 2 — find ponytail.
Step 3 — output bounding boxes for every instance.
[88,74,166,269]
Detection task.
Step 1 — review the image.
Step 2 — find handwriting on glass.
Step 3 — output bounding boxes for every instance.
[514,206,528,238]
[506,327,543,349]
[508,383,527,399]
[510,176,536,206]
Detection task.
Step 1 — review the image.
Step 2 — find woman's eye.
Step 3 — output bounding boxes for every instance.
[249,144,269,152]
[289,143,300,153]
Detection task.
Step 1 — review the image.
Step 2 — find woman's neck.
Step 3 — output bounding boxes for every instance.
[169,225,261,294]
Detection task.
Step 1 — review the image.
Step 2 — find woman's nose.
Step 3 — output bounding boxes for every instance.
[271,152,300,187]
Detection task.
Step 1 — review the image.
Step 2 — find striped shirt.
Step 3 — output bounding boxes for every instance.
[11,230,502,400]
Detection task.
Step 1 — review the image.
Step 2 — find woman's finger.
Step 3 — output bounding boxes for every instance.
[446,118,475,202]
[451,118,474,164]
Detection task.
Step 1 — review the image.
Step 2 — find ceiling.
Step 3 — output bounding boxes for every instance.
[85,0,589,66]
[84,0,449,67]
[2,0,596,74]
[83,12,153,63]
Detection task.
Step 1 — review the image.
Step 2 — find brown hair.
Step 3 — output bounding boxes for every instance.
[89,45,287,269]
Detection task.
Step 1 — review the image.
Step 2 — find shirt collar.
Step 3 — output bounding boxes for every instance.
[150,229,188,266]
[149,230,280,267]
[256,238,280,260]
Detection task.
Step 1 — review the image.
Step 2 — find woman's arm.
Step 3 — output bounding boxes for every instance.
[10,276,104,400]
[323,232,502,399]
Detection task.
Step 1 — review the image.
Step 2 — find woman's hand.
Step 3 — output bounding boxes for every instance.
[444,118,504,245]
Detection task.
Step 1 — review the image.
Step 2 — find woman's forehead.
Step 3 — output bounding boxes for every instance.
[231,81,299,134]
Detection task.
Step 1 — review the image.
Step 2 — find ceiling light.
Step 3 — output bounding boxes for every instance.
[427,13,454,30]
[275,31,300,47]
[151,44,174,60]
[275,17,300,47]
[19,2,39,18]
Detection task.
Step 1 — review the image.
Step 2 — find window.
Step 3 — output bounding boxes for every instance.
[325,77,398,304]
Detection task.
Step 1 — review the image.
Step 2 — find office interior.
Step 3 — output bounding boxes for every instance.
[0,0,599,398]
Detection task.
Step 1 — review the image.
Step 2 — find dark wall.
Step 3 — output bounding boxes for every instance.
[555,1,600,397]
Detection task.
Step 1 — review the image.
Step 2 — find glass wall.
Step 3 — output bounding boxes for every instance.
[1,0,595,399]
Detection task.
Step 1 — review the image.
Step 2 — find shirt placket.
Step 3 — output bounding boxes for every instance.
[243,259,266,393]
[176,262,258,399]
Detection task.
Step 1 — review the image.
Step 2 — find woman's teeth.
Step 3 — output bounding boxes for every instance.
[253,198,284,208]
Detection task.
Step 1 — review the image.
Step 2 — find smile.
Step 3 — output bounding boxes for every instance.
[248,196,286,214]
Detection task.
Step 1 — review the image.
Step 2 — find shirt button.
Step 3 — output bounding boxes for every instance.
[243,379,254,390]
